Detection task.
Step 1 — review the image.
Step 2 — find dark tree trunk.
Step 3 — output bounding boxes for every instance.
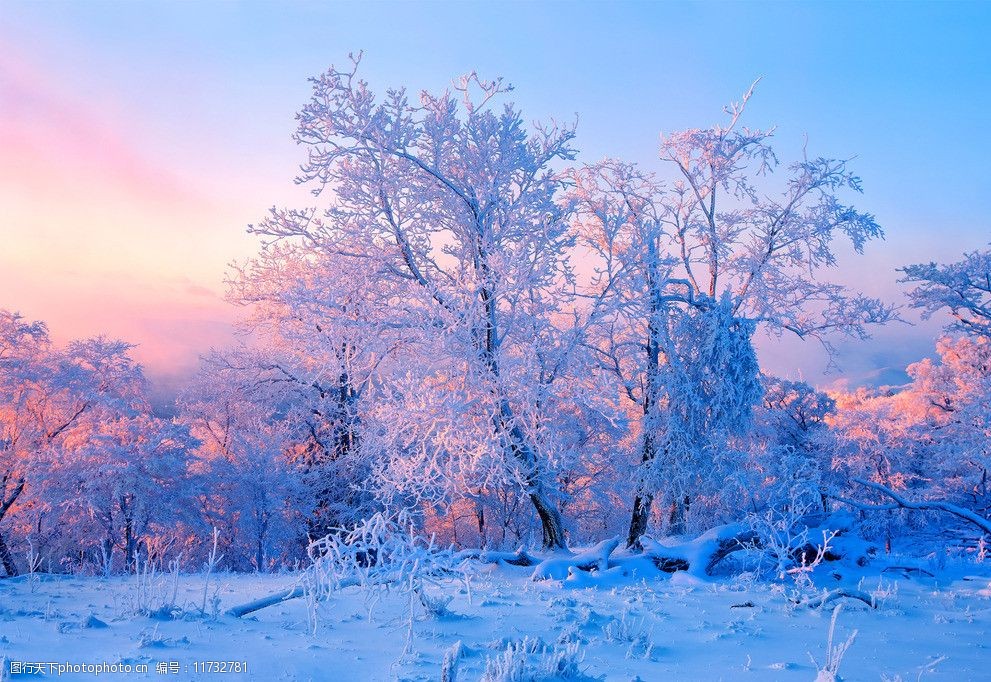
[122,498,137,571]
[0,532,18,577]
[529,490,567,550]
[627,493,653,549]
[0,478,26,576]
[626,246,665,549]
[475,494,486,539]
[626,432,658,548]
[470,221,568,551]
[303,357,363,544]
[101,538,115,575]
[501,413,567,550]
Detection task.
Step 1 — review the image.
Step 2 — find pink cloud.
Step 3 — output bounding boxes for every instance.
[0,47,249,392]
[0,47,217,211]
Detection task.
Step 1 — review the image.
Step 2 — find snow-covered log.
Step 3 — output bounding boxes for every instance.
[640,525,760,576]
[531,527,766,580]
[524,523,847,583]
[455,547,539,567]
[799,588,876,610]
[226,576,364,618]
[226,586,304,618]
[530,538,620,580]
[227,522,855,617]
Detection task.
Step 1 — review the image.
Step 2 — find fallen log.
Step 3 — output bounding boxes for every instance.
[226,586,305,619]
[798,588,876,610]
[530,538,619,581]
[226,576,362,619]
[456,547,539,567]
[228,545,540,619]
[227,523,853,618]
[640,524,761,577]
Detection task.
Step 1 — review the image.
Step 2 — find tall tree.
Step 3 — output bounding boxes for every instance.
[229,245,392,540]
[573,87,895,545]
[252,57,585,548]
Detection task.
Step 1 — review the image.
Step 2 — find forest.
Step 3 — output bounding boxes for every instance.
[2,54,990,681]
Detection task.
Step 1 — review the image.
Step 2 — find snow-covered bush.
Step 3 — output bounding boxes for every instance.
[829,334,991,551]
[120,549,185,620]
[301,511,470,637]
[744,490,838,589]
[481,637,589,682]
[601,608,653,660]
[306,511,466,595]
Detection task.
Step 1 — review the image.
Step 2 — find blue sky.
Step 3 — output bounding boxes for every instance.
[2,1,989,392]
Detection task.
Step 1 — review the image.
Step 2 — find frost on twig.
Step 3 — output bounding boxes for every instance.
[810,604,858,681]
[227,511,469,619]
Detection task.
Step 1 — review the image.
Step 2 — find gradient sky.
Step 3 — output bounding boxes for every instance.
[2,1,990,402]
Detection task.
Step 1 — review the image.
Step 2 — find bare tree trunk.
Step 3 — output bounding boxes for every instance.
[529,489,567,549]
[0,532,18,577]
[627,253,665,549]
[450,506,459,546]
[493,383,567,549]
[0,479,26,577]
[122,500,137,571]
[474,493,486,543]
[627,434,657,548]
[504,418,567,550]
[627,493,653,549]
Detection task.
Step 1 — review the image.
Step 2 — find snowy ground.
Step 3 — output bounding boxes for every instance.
[1,560,989,681]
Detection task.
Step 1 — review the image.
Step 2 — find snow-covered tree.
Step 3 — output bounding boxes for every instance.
[55,413,195,572]
[907,337,991,510]
[229,244,391,540]
[901,246,991,339]
[827,333,991,549]
[0,310,50,575]
[0,312,146,575]
[824,247,991,547]
[182,353,315,571]
[572,85,894,544]
[746,377,837,514]
[251,56,592,548]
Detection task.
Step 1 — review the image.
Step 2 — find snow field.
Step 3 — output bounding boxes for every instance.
[1,562,988,681]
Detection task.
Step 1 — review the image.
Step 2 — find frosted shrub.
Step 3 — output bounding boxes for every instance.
[866,578,898,608]
[25,539,42,594]
[129,550,157,616]
[121,549,185,620]
[745,492,836,592]
[199,528,223,619]
[306,511,468,601]
[302,511,470,638]
[481,637,588,682]
[810,605,857,682]
[601,610,653,660]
